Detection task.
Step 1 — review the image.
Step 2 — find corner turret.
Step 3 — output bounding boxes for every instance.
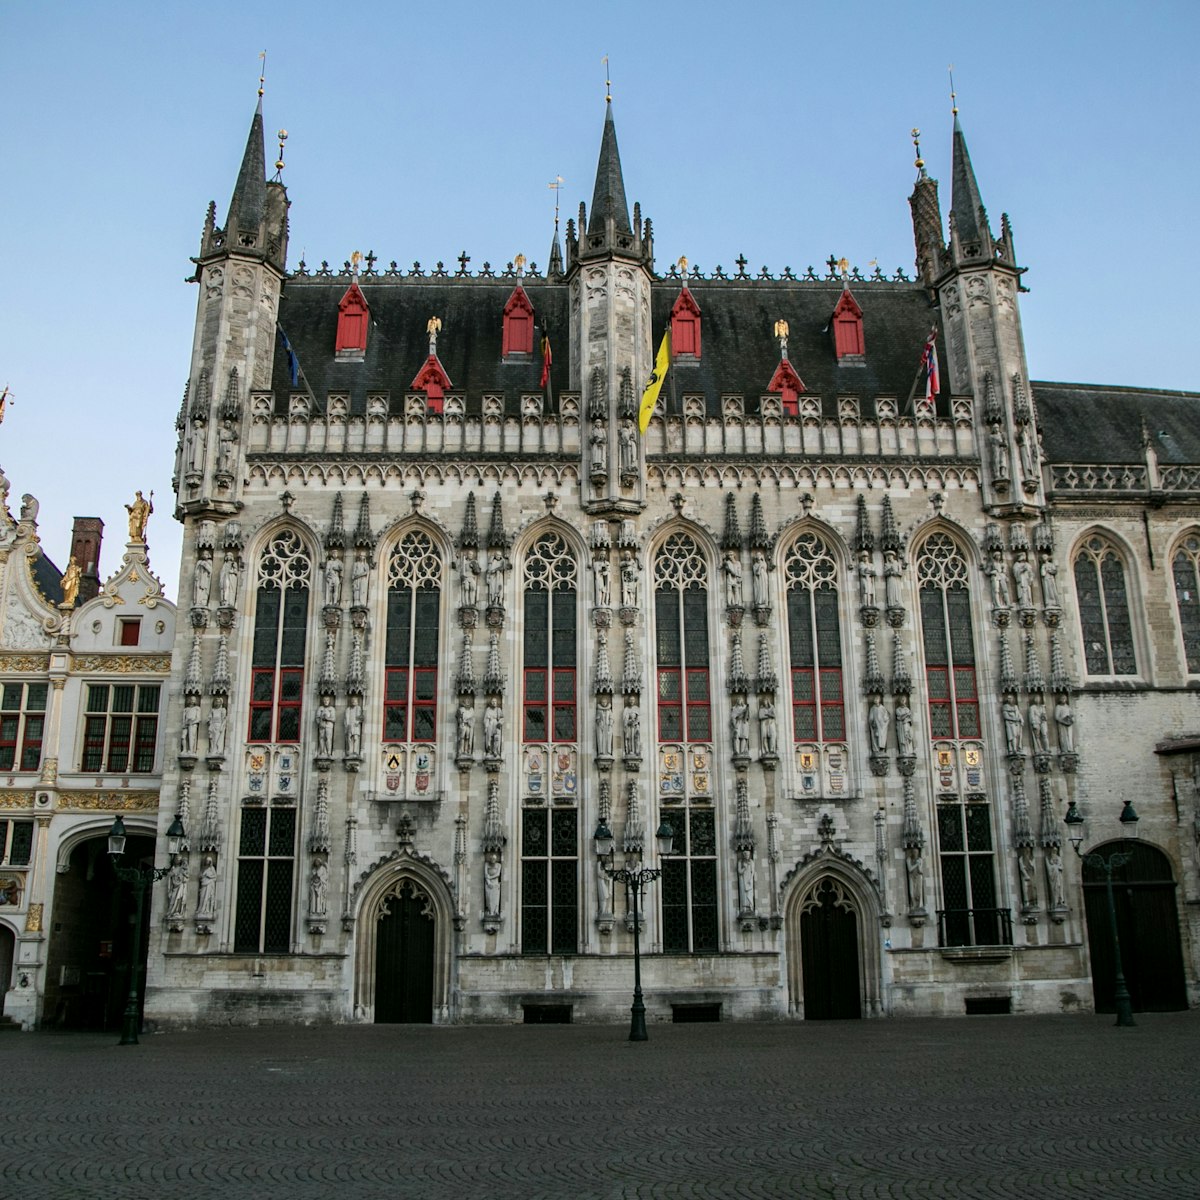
[908,129,944,288]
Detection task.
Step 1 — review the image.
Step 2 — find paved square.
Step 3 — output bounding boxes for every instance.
[2,1012,1198,1199]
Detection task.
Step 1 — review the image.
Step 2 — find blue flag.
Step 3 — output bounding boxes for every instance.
[277,325,300,386]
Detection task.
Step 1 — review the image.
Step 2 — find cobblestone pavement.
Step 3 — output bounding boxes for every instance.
[2,1012,1198,1200]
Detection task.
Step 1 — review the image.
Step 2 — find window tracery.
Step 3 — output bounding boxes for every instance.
[1073,534,1136,676]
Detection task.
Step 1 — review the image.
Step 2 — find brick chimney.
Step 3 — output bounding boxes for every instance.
[70,517,104,604]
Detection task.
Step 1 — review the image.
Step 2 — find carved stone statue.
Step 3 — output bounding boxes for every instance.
[595,697,614,758]
[324,556,344,607]
[590,420,608,475]
[987,553,1010,608]
[196,855,217,920]
[1018,424,1037,478]
[1040,557,1060,607]
[207,696,227,756]
[622,705,641,758]
[309,858,329,916]
[736,849,756,913]
[883,550,903,609]
[460,550,480,608]
[593,556,611,607]
[619,551,639,608]
[181,698,201,755]
[485,552,507,608]
[1028,699,1049,753]
[457,701,475,756]
[1002,698,1024,754]
[759,700,777,756]
[1045,848,1066,908]
[219,555,240,607]
[856,551,876,607]
[906,848,925,910]
[192,552,213,608]
[483,851,502,916]
[19,493,39,524]
[731,700,750,755]
[596,855,614,914]
[315,698,336,757]
[894,700,914,756]
[166,856,189,919]
[125,490,153,541]
[483,698,503,757]
[216,422,236,474]
[618,420,637,474]
[351,550,370,606]
[1012,553,1034,608]
[344,696,363,757]
[1018,848,1037,907]
[1054,696,1075,752]
[751,550,769,608]
[722,551,744,608]
[61,558,82,607]
[989,426,1010,480]
[868,698,889,753]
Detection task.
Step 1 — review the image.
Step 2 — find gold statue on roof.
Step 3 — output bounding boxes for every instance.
[126,490,153,542]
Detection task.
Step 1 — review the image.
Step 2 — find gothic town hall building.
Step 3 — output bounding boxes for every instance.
[141,96,1199,1026]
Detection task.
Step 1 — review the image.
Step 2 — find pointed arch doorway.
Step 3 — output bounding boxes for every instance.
[799,877,862,1019]
[1082,841,1186,1013]
[373,878,435,1024]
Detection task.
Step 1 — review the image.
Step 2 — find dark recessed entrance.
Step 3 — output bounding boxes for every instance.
[1082,841,1186,1013]
[801,877,862,1020]
[374,878,435,1024]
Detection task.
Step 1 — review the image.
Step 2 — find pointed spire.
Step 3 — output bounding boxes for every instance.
[456,630,476,696]
[309,776,331,854]
[353,494,374,549]
[1048,632,1073,695]
[890,630,911,696]
[734,778,754,852]
[902,777,924,849]
[1039,778,1061,849]
[184,632,203,694]
[855,495,875,553]
[863,631,886,696]
[459,492,479,550]
[748,493,769,550]
[623,780,644,855]
[1023,630,1045,694]
[1012,776,1035,848]
[594,631,614,695]
[950,111,992,254]
[482,630,505,695]
[326,493,346,550]
[482,777,505,853]
[226,97,268,244]
[908,126,944,286]
[486,491,508,550]
[727,630,750,695]
[621,628,641,695]
[587,101,632,238]
[548,226,564,279]
[722,494,743,551]
[756,632,777,694]
[880,495,902,553]
[998,629,1019,695]
[209,633,230,696]
[346,624,366,696]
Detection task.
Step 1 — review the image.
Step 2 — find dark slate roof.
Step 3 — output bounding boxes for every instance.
[950,115,987,246]
[227,99,267,235]
[588,103,632,236]
[271,274,943,419]
[31,549,63,605]
[1034,382,1200,464]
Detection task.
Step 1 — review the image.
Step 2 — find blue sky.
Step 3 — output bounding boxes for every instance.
[2,0,1197,598]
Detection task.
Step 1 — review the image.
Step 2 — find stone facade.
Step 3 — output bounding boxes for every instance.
[139,99,1199,1027]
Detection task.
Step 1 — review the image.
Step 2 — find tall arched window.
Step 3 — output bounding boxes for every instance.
[239,528,311,954]
[653,532,717,953]
[521,531,579,956]
[1171,533,1200,674]
[916,533,979,740]
[249,530,312,742]
[783,531,844,742]
[384,532,442,743]
[1073,534,1136,676]
[916,533,996,947]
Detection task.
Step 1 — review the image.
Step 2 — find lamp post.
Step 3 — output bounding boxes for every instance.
[1063,798,1140,1028]
[107,813,186,1045]
[595,817,674,1042]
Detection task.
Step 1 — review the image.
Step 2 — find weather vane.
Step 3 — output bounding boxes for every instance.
[548,175,564,232]
[602,54,611,103]
[258,49,266,98]
[911,127,924,171]
[948,64,957,116]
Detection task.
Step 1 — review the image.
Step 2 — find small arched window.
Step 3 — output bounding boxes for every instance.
[1172,533,1200,673]
[831,289,864,359]
[670,287,702,359]
[1073,535,1136,676]
[502,286,535,358]
[335,282,369,355]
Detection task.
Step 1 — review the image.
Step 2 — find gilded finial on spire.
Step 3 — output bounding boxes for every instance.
[602,54,611,103]
[911,127,924,171]
[274,128,288,178]
[258,50,266,99]
[548,174,564,231]
[948,64,958,117]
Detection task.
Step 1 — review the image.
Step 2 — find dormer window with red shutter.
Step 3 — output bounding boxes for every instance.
[831,288,865,362]
[670,287,702,359]
[335,282,370,359]
[768,359,806,416]
[412,357,452,415]
[502,286,535,359]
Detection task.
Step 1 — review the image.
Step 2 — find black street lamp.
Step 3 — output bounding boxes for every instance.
[107,813,187,1045]
[595,817,674,1042]
[1063,798,1140,1028]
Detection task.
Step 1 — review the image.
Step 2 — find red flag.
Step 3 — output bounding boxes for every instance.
[539,334,552,389]
[919,328,940,402]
